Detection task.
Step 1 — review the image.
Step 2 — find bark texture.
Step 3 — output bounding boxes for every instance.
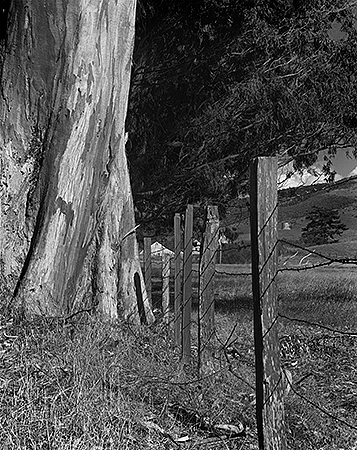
[0,0,153,323]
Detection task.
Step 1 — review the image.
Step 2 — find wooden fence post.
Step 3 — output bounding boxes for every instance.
[162,251,171,323]
[250,157,286,450]
[174,213,182,346]
[218,242,223,265]
[182,204,193,363]
[143,237,152,308]
[199,205,219,370]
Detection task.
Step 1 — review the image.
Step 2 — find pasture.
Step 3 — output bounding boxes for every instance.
[0,265,356,449]
[212,266,357,449]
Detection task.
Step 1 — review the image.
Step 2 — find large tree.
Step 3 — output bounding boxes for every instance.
[0,0,153,323]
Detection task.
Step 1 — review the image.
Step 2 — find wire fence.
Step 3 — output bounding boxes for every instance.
[138,157,357,449]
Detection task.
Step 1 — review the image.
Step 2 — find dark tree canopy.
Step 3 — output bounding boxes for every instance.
[126,0,357,229]
[301,207,348,245]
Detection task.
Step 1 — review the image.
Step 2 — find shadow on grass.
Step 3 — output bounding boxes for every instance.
[213,294,253,314]
[152,289,253,316]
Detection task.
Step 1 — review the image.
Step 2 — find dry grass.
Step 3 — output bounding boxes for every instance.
[0,266,356,449]
[0,313,258,449]
[276,268,357,449]
[0,316,181,449]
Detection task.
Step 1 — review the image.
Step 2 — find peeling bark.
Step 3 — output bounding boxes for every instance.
[0,0,153,323]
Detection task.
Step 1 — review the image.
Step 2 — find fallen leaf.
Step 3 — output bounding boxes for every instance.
[213,422,245,437]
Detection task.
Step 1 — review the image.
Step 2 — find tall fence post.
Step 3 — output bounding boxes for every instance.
[174,213,182,346]
[182,204,193,363]
[250,157,286,450]
[199,205,219,371]
[143,237,152,308]
[162,251,171,323]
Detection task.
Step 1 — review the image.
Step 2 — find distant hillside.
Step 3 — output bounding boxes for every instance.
[223,175,357,260]
[278,175,357,246]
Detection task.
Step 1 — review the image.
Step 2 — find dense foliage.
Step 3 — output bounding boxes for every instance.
[126,0,357,228]
[301,206,348,245]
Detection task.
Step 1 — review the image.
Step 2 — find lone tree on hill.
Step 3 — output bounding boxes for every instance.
[0,1,153,323]
[301,207,348,246]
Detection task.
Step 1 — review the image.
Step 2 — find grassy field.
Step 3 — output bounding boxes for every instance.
[211,266,357,450]
[0,266,356,449]
[276,268,357,450]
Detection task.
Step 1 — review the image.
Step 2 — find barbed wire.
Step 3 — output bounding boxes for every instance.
[279,239,357,266]
[214,270,251,276]
[278,313,357,336]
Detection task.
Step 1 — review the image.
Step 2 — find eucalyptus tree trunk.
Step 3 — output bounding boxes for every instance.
[0,0,153,323]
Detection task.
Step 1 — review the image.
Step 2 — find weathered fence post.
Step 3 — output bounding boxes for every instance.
[250,157,286,450]
[143,237,152,308]
[217,242,223,265]
[199,205,219,370]
[162,251,171,323]
[174,213,182,346]
[182,204,193,363]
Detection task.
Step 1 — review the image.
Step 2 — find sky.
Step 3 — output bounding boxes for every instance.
[333,149,357,177]
[279,149,357,189]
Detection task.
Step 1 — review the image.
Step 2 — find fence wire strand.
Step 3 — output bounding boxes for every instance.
[283,368,357,432]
